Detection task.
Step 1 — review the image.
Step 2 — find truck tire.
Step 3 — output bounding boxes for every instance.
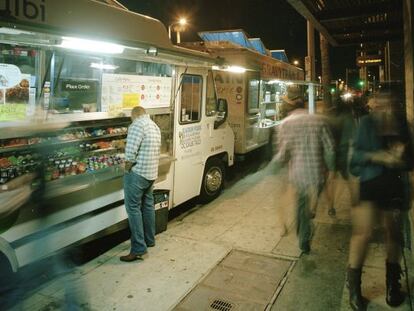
[199,158,225,203]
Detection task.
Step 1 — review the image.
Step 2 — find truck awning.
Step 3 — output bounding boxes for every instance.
[248,38,267,55]
[270,50,289,63]
[198,30,255,50]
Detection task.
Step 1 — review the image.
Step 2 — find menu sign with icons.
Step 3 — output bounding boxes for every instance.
[101,74,172,112]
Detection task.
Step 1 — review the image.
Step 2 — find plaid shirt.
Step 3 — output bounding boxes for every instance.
[276,109,335,188]
[125,114,161,181]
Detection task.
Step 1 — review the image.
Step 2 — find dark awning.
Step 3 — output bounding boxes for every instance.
[286,0,403,46]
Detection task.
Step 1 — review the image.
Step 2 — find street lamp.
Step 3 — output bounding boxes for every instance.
[293,60,299,66]
[168,18,187,44]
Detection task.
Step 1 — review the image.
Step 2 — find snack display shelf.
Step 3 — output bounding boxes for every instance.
[44,164,125,199]
[44,154,173,199]
[88,147,119,154]
[0,133,127,154]
[56,121,130,133]
[44,147,121,161]
[261,101,280,105]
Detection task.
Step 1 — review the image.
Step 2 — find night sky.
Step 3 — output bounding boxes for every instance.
[118,0,355,79]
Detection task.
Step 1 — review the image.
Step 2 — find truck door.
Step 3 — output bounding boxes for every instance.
[173,69,205,206]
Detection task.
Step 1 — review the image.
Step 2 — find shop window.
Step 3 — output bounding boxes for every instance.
[206,70,217,117]
[180,74,202,123]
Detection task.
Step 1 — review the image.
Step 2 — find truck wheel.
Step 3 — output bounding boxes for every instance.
[199,158,225,203]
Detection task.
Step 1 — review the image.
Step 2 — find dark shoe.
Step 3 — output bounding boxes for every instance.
[347,267,366,311]
[119,252,146,262]
[386,261,405,307]
[300,241,311,254]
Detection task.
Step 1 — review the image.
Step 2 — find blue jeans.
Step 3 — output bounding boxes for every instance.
[295,184,323,250]
[124,172,155,255]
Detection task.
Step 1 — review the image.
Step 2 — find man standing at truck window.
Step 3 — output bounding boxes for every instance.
[276,90,335,254]
[120,106,161,262]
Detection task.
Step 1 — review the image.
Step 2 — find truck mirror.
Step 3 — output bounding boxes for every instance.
[214,98,228,129]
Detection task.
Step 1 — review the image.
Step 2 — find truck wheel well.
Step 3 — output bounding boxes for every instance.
[0,252,13,283]
[210,152,229,166]
[0,238,18,273]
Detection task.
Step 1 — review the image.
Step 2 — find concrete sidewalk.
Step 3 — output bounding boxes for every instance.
[4,162,414,311]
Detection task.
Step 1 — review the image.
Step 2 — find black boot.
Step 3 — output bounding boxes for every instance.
[386,261,405,307]
[347,267,365,311]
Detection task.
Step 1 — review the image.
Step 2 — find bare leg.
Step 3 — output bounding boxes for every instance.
[347,175,360,207]
[348,201,377,268]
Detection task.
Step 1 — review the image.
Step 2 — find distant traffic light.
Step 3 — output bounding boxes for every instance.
[358,80,365,87]
[330,88,336,94]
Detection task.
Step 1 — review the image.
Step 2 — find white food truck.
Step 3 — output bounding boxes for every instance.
[181,30,307,155]
[0,0,235,272]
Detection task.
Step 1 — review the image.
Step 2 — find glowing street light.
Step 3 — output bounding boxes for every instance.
[168,17,187,44]
[293,60,299,66]
[179,18,187,26]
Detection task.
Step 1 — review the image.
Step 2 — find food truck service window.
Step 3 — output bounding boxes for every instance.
[0,31,174,119]
[53,53,173,113]
[180,74,202,124]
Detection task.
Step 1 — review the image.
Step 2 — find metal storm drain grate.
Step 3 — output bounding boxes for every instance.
[210,298,235,311]
[174,250,292,311]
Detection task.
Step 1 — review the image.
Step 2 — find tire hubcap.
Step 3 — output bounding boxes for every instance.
[205,167,222,194]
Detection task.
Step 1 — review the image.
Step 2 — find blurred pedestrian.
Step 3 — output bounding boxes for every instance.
[120,106,161,262]
[0,173,35,221]
[347,92,412,310]
[276,89,336,253]
[327,94,368,213]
